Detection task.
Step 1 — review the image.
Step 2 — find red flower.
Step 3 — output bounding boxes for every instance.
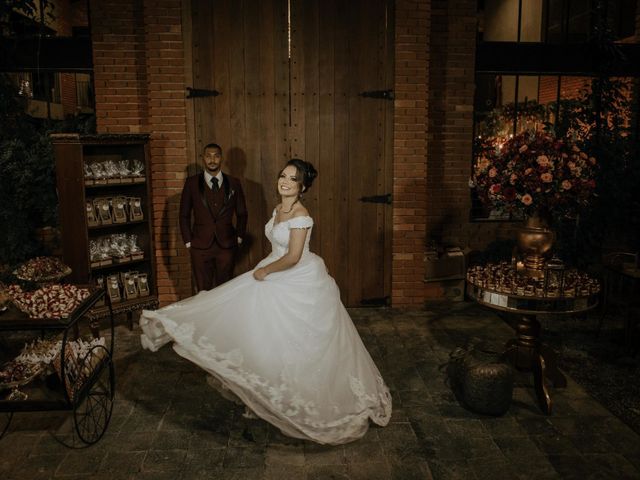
[503,187,516,201]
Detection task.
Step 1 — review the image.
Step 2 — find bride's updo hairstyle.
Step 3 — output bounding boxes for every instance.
[283,158,317,194]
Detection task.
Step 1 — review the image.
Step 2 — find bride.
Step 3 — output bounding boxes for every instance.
[140,159,391,445]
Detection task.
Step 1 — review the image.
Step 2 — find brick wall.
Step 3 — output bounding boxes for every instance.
[538,76,591,104]
[392,0,430,306]
[90,0,148,134]
[91,0,192,304]
[141,1,192,304]
[420,0,475,300]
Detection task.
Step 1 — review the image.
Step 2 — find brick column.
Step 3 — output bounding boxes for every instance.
[142,0,191,304]
[90,0,148,134]
[91,0,192,304]
[392,0,430,306]
[426,0,476,251]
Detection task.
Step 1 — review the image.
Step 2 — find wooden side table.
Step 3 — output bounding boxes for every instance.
[467,282,598,414]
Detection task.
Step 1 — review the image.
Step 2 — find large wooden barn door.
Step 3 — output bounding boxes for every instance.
[185,0,393,306]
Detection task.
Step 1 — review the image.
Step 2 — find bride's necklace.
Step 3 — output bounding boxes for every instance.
[280,199,298,214]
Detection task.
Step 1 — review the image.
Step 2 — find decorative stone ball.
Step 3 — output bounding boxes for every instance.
[462,361,514,416]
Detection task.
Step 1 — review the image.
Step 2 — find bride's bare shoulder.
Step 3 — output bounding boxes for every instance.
[291,204,310,218]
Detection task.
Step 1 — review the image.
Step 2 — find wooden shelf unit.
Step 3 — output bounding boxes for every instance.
[52,133,158,324]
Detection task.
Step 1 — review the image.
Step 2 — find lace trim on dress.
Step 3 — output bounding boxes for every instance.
[142,310,391,444]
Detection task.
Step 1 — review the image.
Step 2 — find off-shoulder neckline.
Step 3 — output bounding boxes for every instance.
[272,214,313,228]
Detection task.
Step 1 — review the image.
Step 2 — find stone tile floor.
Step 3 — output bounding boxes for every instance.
[1,302,639,479]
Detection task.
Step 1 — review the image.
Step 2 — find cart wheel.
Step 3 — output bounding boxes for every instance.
[72,345,114,445]
[0,412,12,438]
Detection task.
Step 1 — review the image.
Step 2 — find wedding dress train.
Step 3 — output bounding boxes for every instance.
[140,211,391,445]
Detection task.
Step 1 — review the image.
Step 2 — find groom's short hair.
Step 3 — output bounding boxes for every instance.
[204,143,222,153]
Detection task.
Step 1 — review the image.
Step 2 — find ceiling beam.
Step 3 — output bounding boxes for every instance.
[476,42,640,76]
[0,37,92,72]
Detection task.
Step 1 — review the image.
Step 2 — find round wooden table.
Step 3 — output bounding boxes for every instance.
[466,282,598,414]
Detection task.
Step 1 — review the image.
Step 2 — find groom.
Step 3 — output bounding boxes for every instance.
[179,143,248,291]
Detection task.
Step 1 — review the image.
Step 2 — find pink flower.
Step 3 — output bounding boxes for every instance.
[541,172,553,183]
[561,180,572,190]
[489,184,502,194]
[589,157,596,165]
[521,194,533,205]
[524,168,533,176]
[510,173,518,184]
[567,161,576,170]
[519,145,528,153]
[489,167,497,178]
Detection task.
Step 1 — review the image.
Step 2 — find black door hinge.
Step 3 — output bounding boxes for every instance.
[359,89,394,100]
[359,193,392,204]
[186,87,221,98]
[360,296,390,307]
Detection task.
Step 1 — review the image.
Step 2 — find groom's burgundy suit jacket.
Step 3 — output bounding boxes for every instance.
[179,172,248,249]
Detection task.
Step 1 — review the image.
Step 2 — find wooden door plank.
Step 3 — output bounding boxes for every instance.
[210,0,232,150]
[289,0,303,161]
[254,0,280,259]
[346,0,366,306]
[300,0,320,253]
[272,0,290,187]
[234,0,264,273]
[182,0,197,176]
[332,0,352,304]
[360,0,386,303]
[317,0,336,279]
[382,0,395,299]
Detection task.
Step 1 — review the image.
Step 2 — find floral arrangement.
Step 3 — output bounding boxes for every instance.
[472,131,597,218]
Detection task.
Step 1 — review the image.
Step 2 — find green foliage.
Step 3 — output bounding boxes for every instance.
[0,73,95,267]
[557,76,640,264]
[0,0,53,36]
[0,137,57,264]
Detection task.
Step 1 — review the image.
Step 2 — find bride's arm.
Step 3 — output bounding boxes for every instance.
[253,228,308,280]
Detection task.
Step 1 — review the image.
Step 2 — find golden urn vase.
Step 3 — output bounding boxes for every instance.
[516,212,555,277]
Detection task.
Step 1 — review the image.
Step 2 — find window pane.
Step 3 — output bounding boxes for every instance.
[519,1,543,41]
[567,0,591,42]
[480,0,545,42]
[482,0,520,41]
[609,0,638,40]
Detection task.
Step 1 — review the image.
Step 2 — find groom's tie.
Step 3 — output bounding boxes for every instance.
[211,177,219,192]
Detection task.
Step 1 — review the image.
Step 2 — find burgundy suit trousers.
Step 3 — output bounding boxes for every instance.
[190,240,235,291]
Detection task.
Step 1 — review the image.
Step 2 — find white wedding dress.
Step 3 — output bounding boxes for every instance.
[139,211,392,445]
